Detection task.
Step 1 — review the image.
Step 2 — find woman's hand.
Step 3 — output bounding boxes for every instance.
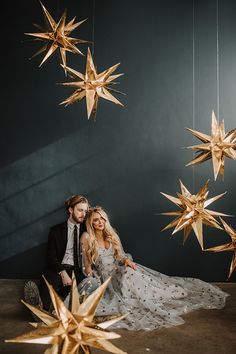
[124,258,137,270]
[59,270,72,286]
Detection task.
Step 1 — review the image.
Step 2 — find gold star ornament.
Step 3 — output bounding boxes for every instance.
[206,217,236,280]
[161,180,229,249]
[6,276,127,354]
[60,47,124,119]
[25,1,88,68]
[186,110,236,180]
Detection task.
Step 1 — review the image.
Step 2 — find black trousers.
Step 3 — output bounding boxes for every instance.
[39,266,86,311]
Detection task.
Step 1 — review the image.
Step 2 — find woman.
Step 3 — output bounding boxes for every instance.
[78,207,229,330]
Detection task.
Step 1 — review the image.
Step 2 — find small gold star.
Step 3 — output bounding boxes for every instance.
[161,180,229,249]
[60,47,124,119]
[186,110,236,180]
[25,1,88,68]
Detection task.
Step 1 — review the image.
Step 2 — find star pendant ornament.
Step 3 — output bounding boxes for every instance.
[161,180,229,250]
[206,217,236,280]
[25,1,88,68]
[6,275,127,354]
[186,110,236,180]
[60,47,124,119]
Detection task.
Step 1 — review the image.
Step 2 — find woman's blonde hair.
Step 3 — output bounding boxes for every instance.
[85,207,123,264]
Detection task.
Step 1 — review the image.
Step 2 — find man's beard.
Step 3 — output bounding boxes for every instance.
[72,212,84,224]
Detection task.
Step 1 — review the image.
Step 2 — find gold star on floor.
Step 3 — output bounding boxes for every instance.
[25,1,88,68]
[60,47,124,119]
[161,180,229,249]
[186,110,236,180]
[5,275,127,354]
[206,217,236,280]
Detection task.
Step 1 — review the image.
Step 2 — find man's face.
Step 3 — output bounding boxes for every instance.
[69,202,88,224]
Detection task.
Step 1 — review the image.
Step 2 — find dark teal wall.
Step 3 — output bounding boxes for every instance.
[0,0,236,281]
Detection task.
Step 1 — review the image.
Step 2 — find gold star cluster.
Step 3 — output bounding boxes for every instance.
[25,2,124,119]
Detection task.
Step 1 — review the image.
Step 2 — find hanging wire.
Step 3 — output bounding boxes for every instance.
[56,0,61,21]
[91,0,96,57]
[216,0,220,121]
[192,0,196,192]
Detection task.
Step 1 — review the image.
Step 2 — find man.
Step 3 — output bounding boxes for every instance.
[24,195,89,312]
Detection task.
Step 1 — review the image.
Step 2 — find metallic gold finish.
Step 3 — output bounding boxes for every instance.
[25,1,88,68]
[161,180,229,249]
[6,275,127,354]
[60,47,124,119]
[206,217,236,280]
[186,110,236,180]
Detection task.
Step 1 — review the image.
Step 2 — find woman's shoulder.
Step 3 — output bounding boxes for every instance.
[80,231,90,240]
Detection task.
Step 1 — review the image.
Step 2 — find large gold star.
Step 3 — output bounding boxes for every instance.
[25,1,88,68]
[60,47,124,119]
[6,276,127,354]
[186,110,236,180]
[206,217,236,280]
[161,180,229,250]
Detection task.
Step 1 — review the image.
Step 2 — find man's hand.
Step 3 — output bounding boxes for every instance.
[59,270,72,286]
[124,258,137,270]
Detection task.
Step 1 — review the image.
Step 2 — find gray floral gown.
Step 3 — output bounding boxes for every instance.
[76,235,229,331]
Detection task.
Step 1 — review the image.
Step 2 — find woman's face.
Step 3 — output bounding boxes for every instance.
[92,212,106,231]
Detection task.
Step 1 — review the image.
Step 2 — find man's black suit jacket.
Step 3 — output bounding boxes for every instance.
[46,221,86,273]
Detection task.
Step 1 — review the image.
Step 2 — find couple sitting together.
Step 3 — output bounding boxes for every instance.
[25,194,229,330]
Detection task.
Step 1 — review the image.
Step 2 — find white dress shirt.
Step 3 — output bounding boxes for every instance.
[61,220,80,266]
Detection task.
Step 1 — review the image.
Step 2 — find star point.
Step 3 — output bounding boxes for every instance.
[206,217,236,280]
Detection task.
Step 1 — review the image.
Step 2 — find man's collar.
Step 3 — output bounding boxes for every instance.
[67,219,80,229]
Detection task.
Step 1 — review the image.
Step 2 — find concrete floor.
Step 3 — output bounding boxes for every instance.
[0,280,235,354]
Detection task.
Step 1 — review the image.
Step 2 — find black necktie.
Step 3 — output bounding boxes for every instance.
[73,225,80,277]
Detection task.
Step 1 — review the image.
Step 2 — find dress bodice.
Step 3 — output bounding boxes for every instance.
[95,244,116,272]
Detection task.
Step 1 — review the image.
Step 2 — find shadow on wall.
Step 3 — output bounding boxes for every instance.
[0,121,121,264]
[0,130,179,278]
